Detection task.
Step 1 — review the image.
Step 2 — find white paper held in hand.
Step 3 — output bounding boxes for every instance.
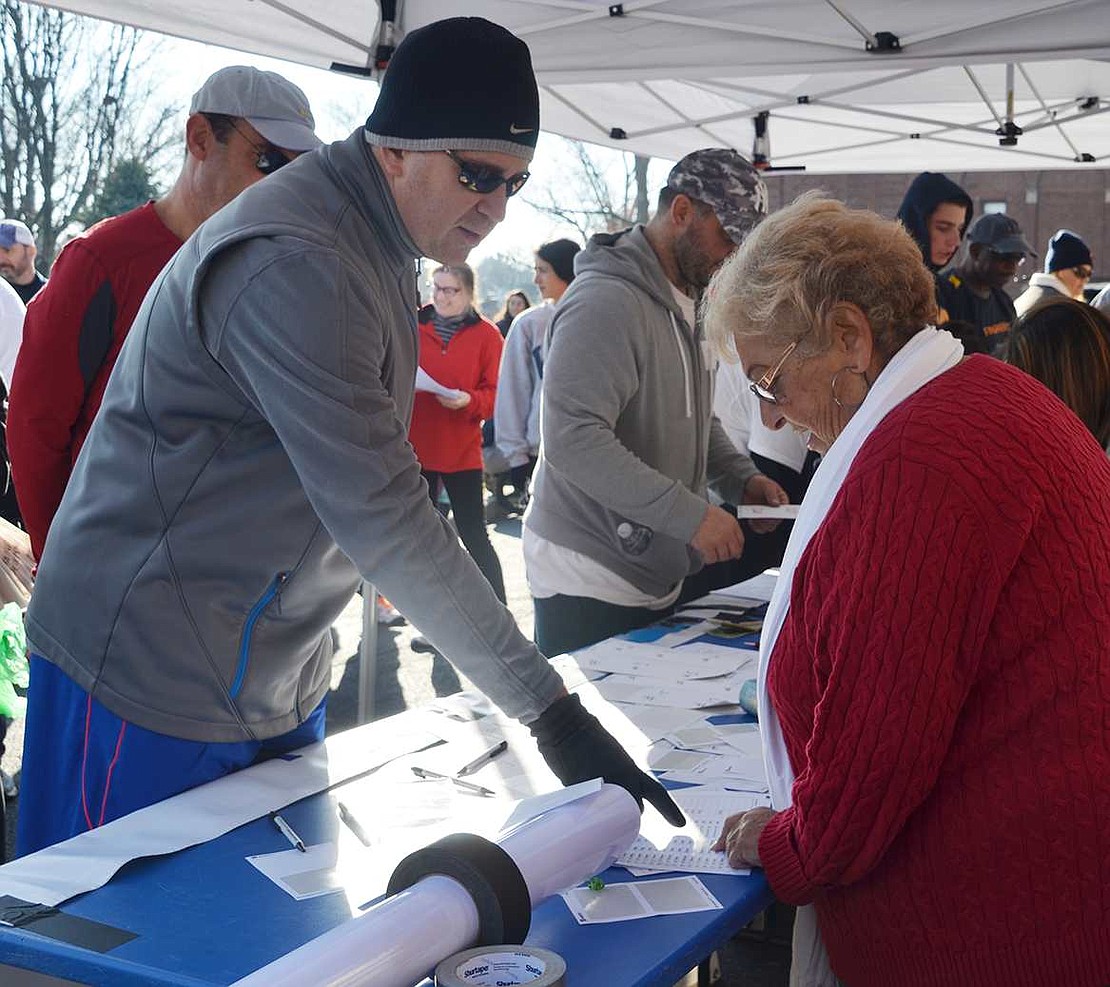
[415,366,467,402]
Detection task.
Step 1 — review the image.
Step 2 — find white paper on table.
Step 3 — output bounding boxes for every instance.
[415,367,467,401]
[561,875,722,924]
[548,653,606,689]
[595,673,744,710]
[246,843,353,900]
[616,790,770,876]
[649,743,766,787]
[708,723,764,758]
[0,713,443,907]
[609,702,707,742]
[573,638,750,681]
[499,778,603,832]
[735,504,800,520]
[714,570,779,602]
[648,620,717,648]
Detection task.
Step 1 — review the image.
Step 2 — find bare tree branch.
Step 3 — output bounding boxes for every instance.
[523,137,653,240]
[1,2,175,264]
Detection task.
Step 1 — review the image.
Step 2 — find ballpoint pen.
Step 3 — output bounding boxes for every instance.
[269,811,307,852]
[337,801,374,847]
[455,740,508,777]
[411,765,495,796]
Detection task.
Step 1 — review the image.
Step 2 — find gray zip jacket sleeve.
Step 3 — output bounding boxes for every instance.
[26,131,563,743]
[200,243,564,724]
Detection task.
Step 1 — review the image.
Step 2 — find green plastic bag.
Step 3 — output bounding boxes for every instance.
[0,602,28,718]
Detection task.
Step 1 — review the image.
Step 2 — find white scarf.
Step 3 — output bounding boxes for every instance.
[756,326,964,987]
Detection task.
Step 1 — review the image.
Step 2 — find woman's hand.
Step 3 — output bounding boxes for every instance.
[436,392,472,410]
[742,474,790,533]
[711,806,775,868]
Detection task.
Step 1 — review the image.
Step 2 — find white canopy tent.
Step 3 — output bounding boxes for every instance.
[21,0,1110,173]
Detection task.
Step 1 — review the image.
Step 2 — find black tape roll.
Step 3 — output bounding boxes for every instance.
[386,833,532,945]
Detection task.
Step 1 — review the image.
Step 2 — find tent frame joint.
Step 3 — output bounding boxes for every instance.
[866,31,901,53]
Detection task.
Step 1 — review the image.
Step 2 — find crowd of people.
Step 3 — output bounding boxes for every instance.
[0,14,1107,987]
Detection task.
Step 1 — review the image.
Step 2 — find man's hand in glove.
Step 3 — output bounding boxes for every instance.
[530,693,686,826]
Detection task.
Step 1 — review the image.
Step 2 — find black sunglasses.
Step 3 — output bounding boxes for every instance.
[445,150,529,197]
[230,120,290,176]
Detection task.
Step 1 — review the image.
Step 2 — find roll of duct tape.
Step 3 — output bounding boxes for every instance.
[434,946,566,987]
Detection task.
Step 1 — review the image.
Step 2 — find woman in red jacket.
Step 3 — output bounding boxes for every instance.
[705,195,1110,987]
[410,264,506,602]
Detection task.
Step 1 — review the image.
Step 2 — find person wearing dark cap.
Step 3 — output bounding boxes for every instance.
[0,219,47,304]
[15,18,682,857]
[1015,229,1094,317]
[936,212,1036,354]
[493,238,581,509]
[895,171,973,274]
[524,149,788,657]
[7,65,321,565]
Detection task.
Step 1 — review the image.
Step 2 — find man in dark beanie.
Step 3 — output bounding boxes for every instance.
[494,238,582,510]
[17,17,682,856]
[1015,228,1094,316]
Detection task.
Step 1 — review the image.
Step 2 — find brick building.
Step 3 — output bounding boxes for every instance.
[763,169,1110,286]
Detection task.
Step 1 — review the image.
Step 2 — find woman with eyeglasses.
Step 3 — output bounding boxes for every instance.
[704,194,1110,987]
[409,263,506,603]
[1014,229,1095,317]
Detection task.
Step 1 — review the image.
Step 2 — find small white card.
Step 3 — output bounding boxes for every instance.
[561,875,722,924]
[735,505,800,520]
[246,843,347,900]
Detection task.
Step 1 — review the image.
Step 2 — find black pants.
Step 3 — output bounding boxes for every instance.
[533,592,673,657]
[422,468,506,604]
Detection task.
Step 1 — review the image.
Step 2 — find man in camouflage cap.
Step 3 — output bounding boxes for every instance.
[524,148,788,657]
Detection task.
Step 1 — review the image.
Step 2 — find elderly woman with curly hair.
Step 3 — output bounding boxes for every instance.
[706,194,1110,987]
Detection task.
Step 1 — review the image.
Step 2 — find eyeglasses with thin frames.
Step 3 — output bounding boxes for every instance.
[445,150,530,198]
[230,120,290,176]
[433,283,462,296]
[749,340,798,405]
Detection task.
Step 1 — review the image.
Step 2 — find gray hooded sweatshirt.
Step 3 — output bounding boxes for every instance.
[26,130,563,743]
[525,226,758,598]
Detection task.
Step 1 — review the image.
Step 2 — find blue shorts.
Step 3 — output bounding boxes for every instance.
[16,656,326,857]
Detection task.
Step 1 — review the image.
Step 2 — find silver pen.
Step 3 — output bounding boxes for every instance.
[411,765,494,796]
[269,811,307,852]
[456,740,508,777]
[337,801,373,847]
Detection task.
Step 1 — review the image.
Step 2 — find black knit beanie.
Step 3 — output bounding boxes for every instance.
[365,17,540,159]
[536,238,581,285]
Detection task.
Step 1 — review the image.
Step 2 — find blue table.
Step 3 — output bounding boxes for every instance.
[0,783,771,986]
[0,608,773,986]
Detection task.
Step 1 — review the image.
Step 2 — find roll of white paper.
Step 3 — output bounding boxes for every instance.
[230,783,640,987]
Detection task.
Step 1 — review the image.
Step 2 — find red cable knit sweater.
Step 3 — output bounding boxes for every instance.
[758,356,1110,987]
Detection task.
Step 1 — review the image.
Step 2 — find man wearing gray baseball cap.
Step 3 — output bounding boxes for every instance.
[8,65,320,565]
[525,148,788,657]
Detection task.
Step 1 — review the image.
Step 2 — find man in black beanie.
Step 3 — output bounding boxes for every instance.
[18,17,683,856]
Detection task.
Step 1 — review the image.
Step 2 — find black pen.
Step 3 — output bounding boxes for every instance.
[337,801,373,847]
[269,811,307,852]
[411,765,494,796]
[456,740,508,777]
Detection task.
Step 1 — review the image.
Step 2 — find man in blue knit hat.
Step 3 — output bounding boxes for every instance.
[17,17,682,856]
[1015,229,1094,317]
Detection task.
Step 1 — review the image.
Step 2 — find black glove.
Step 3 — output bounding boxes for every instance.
[530,694,686,827]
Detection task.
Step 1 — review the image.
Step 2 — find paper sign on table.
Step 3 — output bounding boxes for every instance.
[561,875,722,924]
[617,790,770,876]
